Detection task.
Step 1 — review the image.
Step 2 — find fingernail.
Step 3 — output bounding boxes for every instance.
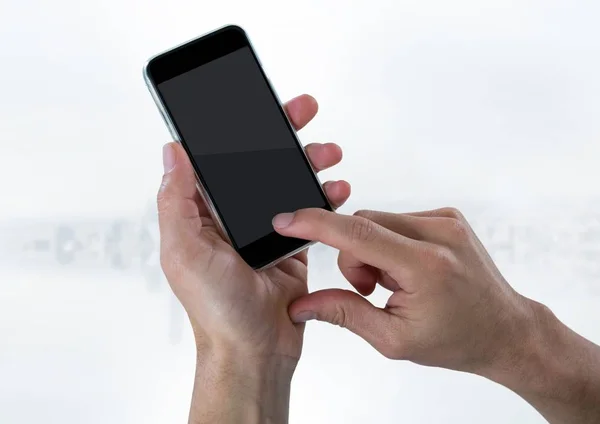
[163,143,176,173]
[293,311,316,323]
[272,212,295,229]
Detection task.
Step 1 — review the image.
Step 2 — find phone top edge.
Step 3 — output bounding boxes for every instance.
[143,24,246,83]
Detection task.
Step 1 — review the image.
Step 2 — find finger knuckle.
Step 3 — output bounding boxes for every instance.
[445,218,471,243]
[314,207,330,220]
[347,217,377,243]
[156,188,170,215]
[437,207,464,221]
[424,246,459,276]
[299,207,327,223]
[158,193,201,222]
[156,185,181,219]
[353,209,375,220]
[330,304,349,328]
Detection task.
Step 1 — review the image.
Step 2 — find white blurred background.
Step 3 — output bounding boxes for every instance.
[1,0,600,422]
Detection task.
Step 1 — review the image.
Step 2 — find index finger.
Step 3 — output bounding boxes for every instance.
[272,208,419,275]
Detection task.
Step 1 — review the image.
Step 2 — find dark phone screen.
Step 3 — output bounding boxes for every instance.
[156,45,329,252]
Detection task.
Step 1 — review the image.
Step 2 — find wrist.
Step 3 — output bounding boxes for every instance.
[190,347,297,424]
[196,346,297,391]
[477,298,556,389]
[479,297,600,421]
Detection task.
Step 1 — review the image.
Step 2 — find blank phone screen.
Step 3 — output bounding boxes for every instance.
[156,46,328,249]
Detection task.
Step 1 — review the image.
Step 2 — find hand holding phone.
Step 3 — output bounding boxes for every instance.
[145,30,349,414]
[156,93,349,422]
[145,25,342,269]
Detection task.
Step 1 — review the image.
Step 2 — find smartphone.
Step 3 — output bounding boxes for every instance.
[143,25,333,270]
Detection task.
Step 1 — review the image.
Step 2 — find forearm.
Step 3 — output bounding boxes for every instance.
[189,348,296,424]
[482,299,600,424]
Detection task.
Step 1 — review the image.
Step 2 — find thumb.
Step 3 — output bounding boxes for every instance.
[290,289,402,357]
[157,143,208,267]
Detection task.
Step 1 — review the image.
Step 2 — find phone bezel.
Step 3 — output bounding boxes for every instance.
[143,24,334,270]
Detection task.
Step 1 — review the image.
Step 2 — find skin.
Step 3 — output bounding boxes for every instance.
[158,94,600,423]
[157,94,351,424]
[273,208,600,424]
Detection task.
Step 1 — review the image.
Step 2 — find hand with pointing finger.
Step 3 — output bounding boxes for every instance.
[273,207,600,424]
[272,207,530,370]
